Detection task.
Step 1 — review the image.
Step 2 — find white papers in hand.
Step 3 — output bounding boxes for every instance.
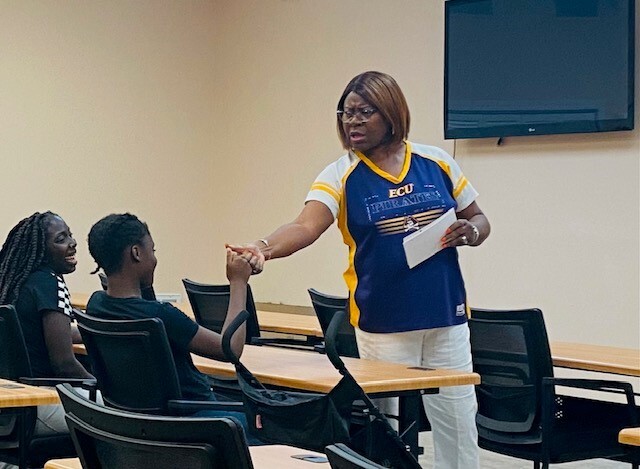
[402,208,456,269]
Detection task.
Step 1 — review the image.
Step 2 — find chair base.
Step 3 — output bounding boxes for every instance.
[0,434,76,468]
[478,395,633,467]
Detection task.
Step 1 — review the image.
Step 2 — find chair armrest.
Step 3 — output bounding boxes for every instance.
[18,377,97,390]
[249,337,317,349]
[541,377,638,442]
[167,399,244,415]
[19,377,98,401]
[543,377,635,398]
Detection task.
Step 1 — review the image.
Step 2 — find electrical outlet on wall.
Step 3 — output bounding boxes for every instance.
[156,293,182,304]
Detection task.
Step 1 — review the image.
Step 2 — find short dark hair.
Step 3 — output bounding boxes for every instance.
[336,71,410,150]
[0,211,58,304]
[88,213,150,276]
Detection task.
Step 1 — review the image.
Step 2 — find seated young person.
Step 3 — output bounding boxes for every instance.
[0,211,93,437]
[85,213,259,441]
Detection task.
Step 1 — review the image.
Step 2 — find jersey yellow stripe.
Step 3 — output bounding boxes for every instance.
[337,162,361,328]
[310,183,341,204]
[453,176,468,199]
[374,209,443,228]
[378,227,407,235]
[396,141,412,181]
[352,141,412,185]
[377,220,408,230]
[377,209,445,235]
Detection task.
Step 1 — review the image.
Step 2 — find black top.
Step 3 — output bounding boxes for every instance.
[86,291,212,400]
[14,266,74,377]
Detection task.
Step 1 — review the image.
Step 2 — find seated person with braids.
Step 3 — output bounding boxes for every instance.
[0,211,94,437]
[85,213,261,443]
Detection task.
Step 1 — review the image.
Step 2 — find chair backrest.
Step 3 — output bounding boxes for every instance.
[0,304,37,455]
[468,307,554,436]
[57,383,254,469]
[325,443,385,469]
[98,272,156,301]
[74,309,182,414]
[182,279,260,343]
[0,304,33,380]
[308,288,359,358]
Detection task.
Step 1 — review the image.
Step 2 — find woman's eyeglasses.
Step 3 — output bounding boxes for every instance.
[336,107,378,123]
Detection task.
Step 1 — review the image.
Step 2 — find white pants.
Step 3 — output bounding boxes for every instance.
[35,387,97,436]
[0,388,100,469]
[355,323,479,469]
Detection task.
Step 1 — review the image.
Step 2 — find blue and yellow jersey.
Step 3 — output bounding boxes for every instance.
[305,142,478,333]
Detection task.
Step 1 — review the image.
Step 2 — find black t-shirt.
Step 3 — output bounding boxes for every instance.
[14,266,74,377]
[86,291,212,400]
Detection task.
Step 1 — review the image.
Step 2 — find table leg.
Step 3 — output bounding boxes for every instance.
[398,392,422,457]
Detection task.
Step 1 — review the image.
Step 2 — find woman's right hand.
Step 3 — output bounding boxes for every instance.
[225,247,253,283]
[225,200,335,273]
[226,243,266,274]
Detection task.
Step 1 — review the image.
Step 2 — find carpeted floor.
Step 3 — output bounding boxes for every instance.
[417,432,631,468]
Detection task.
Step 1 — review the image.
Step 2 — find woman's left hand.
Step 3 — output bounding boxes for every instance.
[441,201,489,248]
[441,219,477,248]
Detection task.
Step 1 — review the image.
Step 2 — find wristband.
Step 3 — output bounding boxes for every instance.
[257,238,271,260]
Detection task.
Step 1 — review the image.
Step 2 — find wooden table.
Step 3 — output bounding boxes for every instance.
[550,341,640,377]
[619,427,640,446]
[45,444,329,468]
[72,343,479,394]
[193,344,479,455]
[255,313,640,367]
[70,292,91,310]
[0,378,59,407]
[256,311,322,338]
[73,342,478,456]
[191,344,478,394]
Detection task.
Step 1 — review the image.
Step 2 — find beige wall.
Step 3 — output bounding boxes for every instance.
[1,1,638,348]
[1,1,223,287]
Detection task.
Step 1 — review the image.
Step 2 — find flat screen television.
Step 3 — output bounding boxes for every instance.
[444,0,635,139]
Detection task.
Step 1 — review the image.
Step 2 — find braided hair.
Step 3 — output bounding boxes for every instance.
[0,211,56,305]
[88,213,150,276]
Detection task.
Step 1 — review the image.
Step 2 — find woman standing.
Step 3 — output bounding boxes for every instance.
[231,71,490,469]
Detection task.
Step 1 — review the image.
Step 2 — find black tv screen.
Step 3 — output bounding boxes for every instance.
[444,0,635,139]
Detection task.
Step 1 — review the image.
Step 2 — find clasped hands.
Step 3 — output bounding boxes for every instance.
[226,243,265,275]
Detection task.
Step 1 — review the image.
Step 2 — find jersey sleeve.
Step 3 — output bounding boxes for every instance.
[304,153,354,219]
[413,144,479,211]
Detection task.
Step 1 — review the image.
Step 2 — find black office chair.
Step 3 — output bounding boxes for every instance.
[182,278,303,348]
[469,307,638,469]
[56,383,253,469]
[182,279,310,401]
[325,443,386,468]
[0,305,95,469]
[73,309,242,416]
[308,288,359,358]
[308,288,431,434]
[98,271,156,301]
[182,279,260,343]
